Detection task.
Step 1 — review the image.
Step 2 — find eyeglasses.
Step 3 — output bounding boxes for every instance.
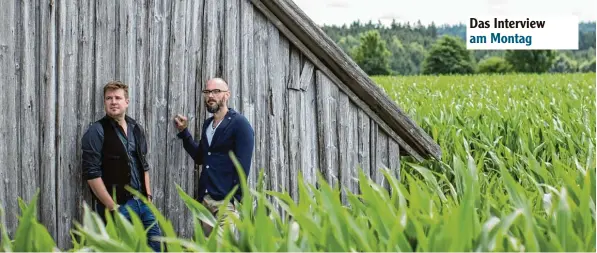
[202,89,228,95]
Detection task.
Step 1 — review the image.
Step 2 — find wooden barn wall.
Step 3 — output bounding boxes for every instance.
[0,0,402,249]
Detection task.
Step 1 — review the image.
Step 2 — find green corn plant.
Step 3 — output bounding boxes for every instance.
[0,190,57,252]
[373,73,595,252]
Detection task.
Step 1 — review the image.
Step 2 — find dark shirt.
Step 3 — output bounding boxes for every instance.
[177,108,254,202]
[82,119,143,191]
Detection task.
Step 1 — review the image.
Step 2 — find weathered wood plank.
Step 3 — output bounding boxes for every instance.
[118,0,137,116]
[217,0,225,77]
[266,18,282,205]
[280,34,290,201]
[316,71,338,188]
[134,0,149,125]
[259,0,441,160]
[299,59,315,88]
[287,46,301,201]
[198,0,222,202]
[268,29,289,214]
[39,0,58,240]
[191,0,207,198]
[165,0,190,237]
[0,0,19,238]
[249,0,424,162]
[374,128,390,188]
[200,0,220,123]
[182,0,203,236]
[56,0,80,248]
[223,0,240,110]
[253,10,269,191]
[388,138,401,186]
[357,109,371,192]
[330,83,339,189]
[19,0,40,207]
[337,92,352,204]
[77,0,96,231]
[370,121,378,184]
[94,0,116,119]
[239,0,256,188]
[147,0,171,213]
[350,102,360,193]
[266,23,282,188]
[300,60,318,188]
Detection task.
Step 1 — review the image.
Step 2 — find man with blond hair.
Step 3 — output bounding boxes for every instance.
[81,80,163,252]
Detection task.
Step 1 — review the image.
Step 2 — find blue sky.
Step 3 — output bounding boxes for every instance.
[292,0,596,26]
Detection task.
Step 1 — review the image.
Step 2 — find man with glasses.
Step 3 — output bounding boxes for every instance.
[173,77,254,237]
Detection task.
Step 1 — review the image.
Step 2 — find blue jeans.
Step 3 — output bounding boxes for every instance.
[96,197,163,252]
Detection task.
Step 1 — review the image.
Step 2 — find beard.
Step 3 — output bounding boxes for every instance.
[205,99,223,113]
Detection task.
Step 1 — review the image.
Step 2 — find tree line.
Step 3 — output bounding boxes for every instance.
[321,20,596,75]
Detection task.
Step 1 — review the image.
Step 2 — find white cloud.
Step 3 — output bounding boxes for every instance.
[292,0,596,26]
[326,1,350,8]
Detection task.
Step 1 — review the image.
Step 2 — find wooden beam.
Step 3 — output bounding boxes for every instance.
[253,0,442,161]
[250,0,425,162]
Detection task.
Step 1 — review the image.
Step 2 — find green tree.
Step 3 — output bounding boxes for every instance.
[478,56,513,74]
[322,21,595,75]
[422,35,475,75]
[387,36,416,75]
[351,30,392,75]
[337,35,360,55]
[549,54,578,73]
[407,42,427,73]
[504,50,556,73]
[580,58,596,72]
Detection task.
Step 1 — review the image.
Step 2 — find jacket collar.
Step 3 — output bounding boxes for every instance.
[102,114,137,128]
[206,108,237,124]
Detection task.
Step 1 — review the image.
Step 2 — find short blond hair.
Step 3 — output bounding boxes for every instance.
[103,80,129,99]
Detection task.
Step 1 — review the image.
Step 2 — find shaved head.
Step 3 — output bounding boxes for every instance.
[206,78,229,90]
[203,77,230,114]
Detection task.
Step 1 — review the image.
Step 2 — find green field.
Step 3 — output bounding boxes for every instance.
[373,73,596,251]
[3,73,595,252]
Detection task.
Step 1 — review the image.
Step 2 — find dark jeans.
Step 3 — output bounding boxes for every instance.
[96,197,163,252]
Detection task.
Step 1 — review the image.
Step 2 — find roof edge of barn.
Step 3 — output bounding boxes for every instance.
[251,0,442,161]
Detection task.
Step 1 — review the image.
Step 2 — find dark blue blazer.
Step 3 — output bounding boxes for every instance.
[177,108,254,202]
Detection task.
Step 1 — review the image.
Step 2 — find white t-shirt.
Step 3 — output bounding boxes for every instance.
[206,119,223,146]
